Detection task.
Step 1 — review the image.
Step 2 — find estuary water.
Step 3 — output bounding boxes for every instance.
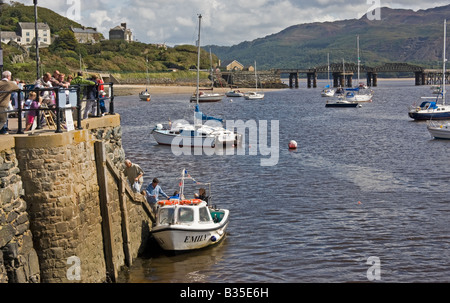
[116,80,450,283]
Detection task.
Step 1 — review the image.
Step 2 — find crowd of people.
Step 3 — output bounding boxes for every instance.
[0,69,108,135]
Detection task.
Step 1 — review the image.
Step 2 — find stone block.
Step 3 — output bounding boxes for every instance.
[0,225,15,247]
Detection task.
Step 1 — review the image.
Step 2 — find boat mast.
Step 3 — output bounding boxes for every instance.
[357,35,360,85]
[196,14,202,105]
[254,61,258,92]
[327,53,330,86]
[443,19,447,105]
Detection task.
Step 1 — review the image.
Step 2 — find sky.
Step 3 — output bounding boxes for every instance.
[6,0,450,46]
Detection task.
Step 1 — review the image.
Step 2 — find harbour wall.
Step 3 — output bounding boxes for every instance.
[0,115,153,283]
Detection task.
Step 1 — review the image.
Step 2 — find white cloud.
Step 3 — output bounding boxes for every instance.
[6,0,449,46]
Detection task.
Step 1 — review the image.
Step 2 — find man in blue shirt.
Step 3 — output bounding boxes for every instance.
[145,178,169,207]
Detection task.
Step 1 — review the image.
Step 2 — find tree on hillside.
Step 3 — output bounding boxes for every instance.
[51,30,78,51]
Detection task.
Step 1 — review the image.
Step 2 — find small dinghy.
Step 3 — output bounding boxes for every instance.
[151,169,230,252]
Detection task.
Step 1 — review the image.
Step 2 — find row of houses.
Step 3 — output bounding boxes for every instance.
[0,22,133,46]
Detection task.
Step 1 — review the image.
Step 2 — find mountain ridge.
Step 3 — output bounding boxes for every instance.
[207,5,450,70]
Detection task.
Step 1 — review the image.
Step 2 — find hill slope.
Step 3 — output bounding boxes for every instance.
[208,5,450,70]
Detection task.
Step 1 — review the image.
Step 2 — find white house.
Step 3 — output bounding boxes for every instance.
[17,22,52,46]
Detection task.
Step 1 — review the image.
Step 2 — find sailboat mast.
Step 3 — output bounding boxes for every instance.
[327,53,331,86]
[357,35,360,85]
[196,14,202,105]
[443,19,447,105]
[255,61,257,91]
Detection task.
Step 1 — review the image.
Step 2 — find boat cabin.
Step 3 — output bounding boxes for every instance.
[419,102,438,110]
[156,200,224,226]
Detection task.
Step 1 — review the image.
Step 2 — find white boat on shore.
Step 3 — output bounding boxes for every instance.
[151,169,230,251]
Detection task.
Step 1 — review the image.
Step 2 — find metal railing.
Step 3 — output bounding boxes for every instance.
[0,82,115,134]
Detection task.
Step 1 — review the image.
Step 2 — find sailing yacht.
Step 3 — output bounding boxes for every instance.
[411,20,449,121]
[152,15,241,147]
[345,35,373,102]
[245,61,264,100]
[321,53,335,97]
[139,57,151,101]
[427,20,450,138]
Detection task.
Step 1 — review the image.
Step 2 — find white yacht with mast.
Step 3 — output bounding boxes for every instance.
[427,19,450,138]
[152,15,241,147]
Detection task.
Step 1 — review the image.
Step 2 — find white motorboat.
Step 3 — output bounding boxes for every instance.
[410,20,448,121]
[244,91,265,100]
[152,15,241,147]
[226,89,245,97]
[427,121,450,139]
[151,169,230,251]
[189,90,224,103]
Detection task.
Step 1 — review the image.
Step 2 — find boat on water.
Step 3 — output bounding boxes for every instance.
[325,97,360,108]
[427,120,450,139]
[321,54,335,97]
[139,57,151,101]
[245,61,264,100]
[152,15,241,147]
[139,89,151,102]
[151,169,230,251]
[410,19,448,121]
[344,86,373,102]
[189,90,224,103]
[226,89,245,97]
[426,20,450,139]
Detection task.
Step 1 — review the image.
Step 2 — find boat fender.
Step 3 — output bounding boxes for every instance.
[211,236,217,242]
[158,200,172,206]
[191,199,202,204]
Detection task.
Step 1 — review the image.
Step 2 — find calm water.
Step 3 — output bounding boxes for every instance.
[115,80,450,283]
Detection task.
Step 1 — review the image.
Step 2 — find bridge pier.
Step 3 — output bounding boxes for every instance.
[332,73,353,88]
[289,73,299,88]
[307,72,317,88]
[366,72,378,87]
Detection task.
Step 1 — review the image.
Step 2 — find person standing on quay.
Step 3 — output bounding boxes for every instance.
[0,71,19,135]
[123,159,145,192]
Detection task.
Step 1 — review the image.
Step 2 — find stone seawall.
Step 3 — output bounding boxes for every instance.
[0,115,153,283]
[0,136,40,283]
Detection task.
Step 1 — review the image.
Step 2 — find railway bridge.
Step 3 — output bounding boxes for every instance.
[276,63,449,88]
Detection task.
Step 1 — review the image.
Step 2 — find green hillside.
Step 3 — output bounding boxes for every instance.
[0,2,219,82]
[208,5,450,70]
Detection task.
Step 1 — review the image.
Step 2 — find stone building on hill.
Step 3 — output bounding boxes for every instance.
[109,23,133,42]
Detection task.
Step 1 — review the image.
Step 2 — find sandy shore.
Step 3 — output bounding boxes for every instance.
[113,84,282,96]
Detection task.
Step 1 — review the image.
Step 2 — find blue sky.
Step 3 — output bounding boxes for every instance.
[7,0,450,46]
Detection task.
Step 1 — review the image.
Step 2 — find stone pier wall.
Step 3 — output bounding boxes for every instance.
[0,115,152,283]
[0,137,40,283]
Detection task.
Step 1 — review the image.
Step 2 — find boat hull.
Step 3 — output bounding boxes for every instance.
[152,129,240,147]
[325,102,359,108]
[152,212,229,251]
[190,94,224,103]
[408,111,450,120]
[427,124,450,139]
